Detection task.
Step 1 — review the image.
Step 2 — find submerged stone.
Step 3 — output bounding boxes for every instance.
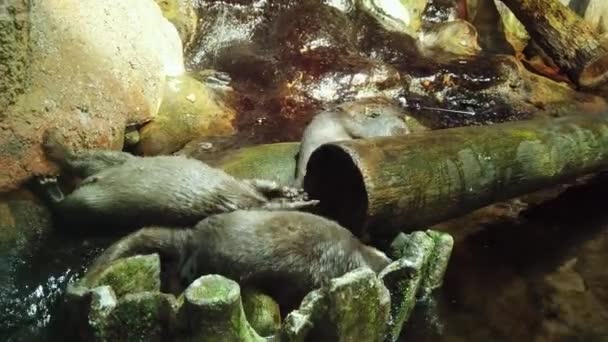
[0,191,52,259]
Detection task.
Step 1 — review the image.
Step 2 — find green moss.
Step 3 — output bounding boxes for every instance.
[241,289,281,337]
[85,254,161,298]
[212,142,300,184]
[312,268,390,341]
[95,292,177,341]
[184,275,264,342]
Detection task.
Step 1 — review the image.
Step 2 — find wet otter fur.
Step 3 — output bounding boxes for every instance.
[295,98,410,185]
[39,131,317,230]
[85,210,392,312]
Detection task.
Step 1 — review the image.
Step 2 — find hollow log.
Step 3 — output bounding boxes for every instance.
[500,0,608,88]
[304,112,608,237]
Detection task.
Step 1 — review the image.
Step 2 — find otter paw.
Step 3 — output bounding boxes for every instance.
[280,186,309,201]
[262,199,319,211]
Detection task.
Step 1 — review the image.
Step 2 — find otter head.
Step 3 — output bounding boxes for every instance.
[336,98,410,138]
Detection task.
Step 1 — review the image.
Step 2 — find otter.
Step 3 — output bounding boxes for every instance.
[85,210,392,311]
[39,131,317,229]
[295,98,410,185]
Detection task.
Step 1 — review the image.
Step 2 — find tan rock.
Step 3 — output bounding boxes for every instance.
[0,0,185,191]
[136,74,236,156]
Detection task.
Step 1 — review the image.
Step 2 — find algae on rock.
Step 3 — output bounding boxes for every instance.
[82,254,161,299]
[242,288,282,337]
[184,274,265,342]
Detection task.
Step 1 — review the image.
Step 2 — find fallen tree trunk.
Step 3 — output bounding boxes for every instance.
[500,0,608,88]
[303,112,608,237]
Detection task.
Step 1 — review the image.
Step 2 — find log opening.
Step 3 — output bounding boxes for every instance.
[304,112,608,238]
[304,144,369,235]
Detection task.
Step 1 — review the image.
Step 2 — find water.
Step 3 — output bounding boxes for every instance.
[0,233,111,341]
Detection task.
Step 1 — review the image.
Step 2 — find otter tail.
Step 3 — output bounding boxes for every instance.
[84,226,193,284]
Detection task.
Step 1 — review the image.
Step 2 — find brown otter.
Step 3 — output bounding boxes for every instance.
[39,131,317,230]
[86,210,392,311]
[295,98,410,185]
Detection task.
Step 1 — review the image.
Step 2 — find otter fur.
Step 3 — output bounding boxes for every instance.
[295,98,410,185]
[40,131,317,229]
[86,210,392,311]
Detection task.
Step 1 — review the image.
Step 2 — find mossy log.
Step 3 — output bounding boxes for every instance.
[500,0,608,88]
[304,112,608,237]
[208,142,300,184]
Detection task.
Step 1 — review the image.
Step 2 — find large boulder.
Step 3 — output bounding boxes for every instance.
[0,0,185,192]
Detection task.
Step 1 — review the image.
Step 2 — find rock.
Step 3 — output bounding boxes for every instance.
[310,268,391,342]
[0,0,29,110]
[422,230,454,293]
[81,254,161,298]
[186,0,267,70]
[401,55,607,128]
[381,230,454,341]
[0,190,52,259]
[0,0,185,192]
[417,19,482,58]
[198,142,300,184]
[357,0,428,36]
[379,257,423,342]
[135,74,237,156]
[281,289,328,342]
[537,257,608,341]
[270,3,358,61]
[494,0,530,53]
[183,274,264,342]
[241,288,281,337]
[291,54,402,103]
[154,0,198,48]
[93,291,179,342]
[282,269,392,341]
